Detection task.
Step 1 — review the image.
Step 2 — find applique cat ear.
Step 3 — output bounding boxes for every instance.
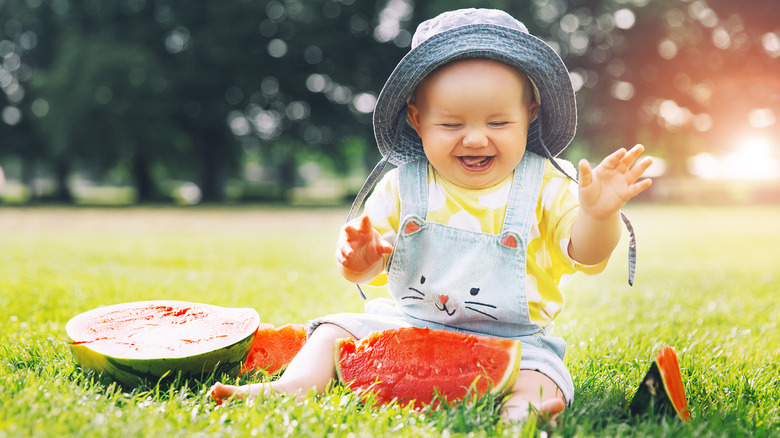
[402,217,424,235]
[404,221,420,234]
[500,232,521,248]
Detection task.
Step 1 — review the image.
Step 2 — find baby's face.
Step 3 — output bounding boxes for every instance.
[407,58,538,190]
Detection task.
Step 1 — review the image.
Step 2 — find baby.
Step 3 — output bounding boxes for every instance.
[213,8,652,423]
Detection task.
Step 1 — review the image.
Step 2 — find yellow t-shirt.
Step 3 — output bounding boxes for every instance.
[363,159,607,327]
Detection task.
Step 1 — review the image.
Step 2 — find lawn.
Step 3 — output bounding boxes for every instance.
[0,205,778,437]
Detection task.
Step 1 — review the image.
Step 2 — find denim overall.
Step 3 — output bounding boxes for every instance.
[387,153,547,338]
[311,151,575,402]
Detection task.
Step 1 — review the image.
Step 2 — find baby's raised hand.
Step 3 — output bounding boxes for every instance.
[578,144,653,220]
[335,215,393,282]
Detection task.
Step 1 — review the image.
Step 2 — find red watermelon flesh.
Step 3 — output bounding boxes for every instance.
[241,323,307,375]
[656,346,691,421]
[336,327,521,409]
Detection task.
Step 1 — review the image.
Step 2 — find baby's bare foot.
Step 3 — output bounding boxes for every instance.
[539,397,565,424]
[210,382,241,401]
[210,382,270,403]
[501,397,566,424]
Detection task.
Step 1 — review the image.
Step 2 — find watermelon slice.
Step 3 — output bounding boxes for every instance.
[335,327,521,409]
[66,300,260,386]
[629,346,691,422]
[241,323,307,375]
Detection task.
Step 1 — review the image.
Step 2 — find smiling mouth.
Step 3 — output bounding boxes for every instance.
[458,156,494,171]
[435,303,457,316]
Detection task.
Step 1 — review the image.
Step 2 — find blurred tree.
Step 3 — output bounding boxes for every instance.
[0,0,55,198]
[32,30,183,201]
[1,0,777,204]
[8,0,412,202]
[213,0,408,200]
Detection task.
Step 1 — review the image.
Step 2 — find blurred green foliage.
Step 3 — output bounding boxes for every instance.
[0,0,777,204]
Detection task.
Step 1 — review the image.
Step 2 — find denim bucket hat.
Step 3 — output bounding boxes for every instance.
[348,9,577,221]
[373,8,577,168]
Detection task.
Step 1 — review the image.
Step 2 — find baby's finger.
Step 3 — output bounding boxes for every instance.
[359,215,373,233]
[338,231,358,253]
[626,156,654,183]
[600,148,627,170]
[343,223,362,241]
[334,248,347,264]
[627,177,653,199]
[619,144,646,171]
[578,159,593,187]
[378,239,394,255]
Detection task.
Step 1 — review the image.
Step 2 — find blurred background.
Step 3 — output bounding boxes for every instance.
[0,0,777,206]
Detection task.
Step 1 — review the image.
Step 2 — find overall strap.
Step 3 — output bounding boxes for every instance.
[502,152,546,234]
[398,159,429,220]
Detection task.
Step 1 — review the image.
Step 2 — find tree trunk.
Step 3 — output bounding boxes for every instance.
[53,156,73,203]
[132,150,156,203]
[20,153,36,200]
[197,131,223,203]
[278,142,298,203]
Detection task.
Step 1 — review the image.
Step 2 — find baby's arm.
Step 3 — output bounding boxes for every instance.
[335,215,393,284]
[569,144,653,265]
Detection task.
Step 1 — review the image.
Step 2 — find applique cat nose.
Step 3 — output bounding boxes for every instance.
[439,294,449,304]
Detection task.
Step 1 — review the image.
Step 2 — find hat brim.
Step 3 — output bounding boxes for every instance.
[373,24,577,166]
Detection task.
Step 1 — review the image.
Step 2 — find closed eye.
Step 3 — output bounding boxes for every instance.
[488,121,511,128]
[439,123,462,129]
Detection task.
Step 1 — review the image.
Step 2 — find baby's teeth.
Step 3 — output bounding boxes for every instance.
[461,156,487,166]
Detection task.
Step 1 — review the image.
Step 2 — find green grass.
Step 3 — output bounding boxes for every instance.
[1,205,778,437]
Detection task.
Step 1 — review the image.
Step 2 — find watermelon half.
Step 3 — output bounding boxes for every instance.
[66,300,260,387]
[335,327,521,409]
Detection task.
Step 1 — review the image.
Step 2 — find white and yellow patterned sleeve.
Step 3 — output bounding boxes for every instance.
[534,159,608,280]
[362,169,401,286]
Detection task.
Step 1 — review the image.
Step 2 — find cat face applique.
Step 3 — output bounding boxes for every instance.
[402,275,499,321]
[390,216,532,330]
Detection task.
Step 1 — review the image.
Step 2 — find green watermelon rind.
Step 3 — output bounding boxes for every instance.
[335,327,522,407]
[65,300,260,387]
[494,338,522,396]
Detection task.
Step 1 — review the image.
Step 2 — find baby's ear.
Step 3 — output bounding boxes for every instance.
[528,98,540,123]
[406,101,422,134]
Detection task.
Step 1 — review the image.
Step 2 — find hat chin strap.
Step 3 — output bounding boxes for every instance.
[346,154,391,300]
[537,137,637,286]
[347,154,390,223]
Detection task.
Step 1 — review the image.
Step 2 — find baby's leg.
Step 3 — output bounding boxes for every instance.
[211,323,354,401]
[500,370,566,423]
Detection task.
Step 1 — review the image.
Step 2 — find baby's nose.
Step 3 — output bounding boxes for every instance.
[462,130,488,148]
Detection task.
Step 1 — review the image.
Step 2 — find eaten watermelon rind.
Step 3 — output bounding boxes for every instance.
[66,300,260,387]
[629,346,691,422]
[240,323,308,376]
[335,327,521,409]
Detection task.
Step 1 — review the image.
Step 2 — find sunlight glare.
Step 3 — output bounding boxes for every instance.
[689,137,780,180]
